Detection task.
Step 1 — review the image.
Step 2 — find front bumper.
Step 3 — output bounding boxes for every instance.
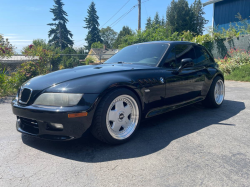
[12,99,96,141]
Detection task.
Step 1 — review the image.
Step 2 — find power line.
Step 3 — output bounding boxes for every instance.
[74,43,85,48]
[74,1,134,44]
[75,1,131,43]
[100,0,131,29]
[109,0,150,29]
[109,5,137,28]
[74,39,85,43]
[144,0,148,18]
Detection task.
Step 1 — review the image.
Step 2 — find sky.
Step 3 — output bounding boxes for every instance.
[0,0,213,53]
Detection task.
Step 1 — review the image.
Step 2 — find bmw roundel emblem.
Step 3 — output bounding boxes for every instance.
[160,77,164,84]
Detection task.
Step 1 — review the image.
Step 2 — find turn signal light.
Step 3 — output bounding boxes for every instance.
[68,112,88,118]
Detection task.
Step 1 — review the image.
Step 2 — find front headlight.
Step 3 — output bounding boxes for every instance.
[33,93,83,107]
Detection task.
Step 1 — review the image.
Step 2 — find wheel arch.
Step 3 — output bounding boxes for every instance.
[216,72,224,82]
[95,84,144,112]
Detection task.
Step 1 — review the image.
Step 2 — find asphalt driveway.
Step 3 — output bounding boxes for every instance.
[0,81,249,187]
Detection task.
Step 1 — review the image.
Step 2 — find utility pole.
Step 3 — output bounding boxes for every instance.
[138,0,141,30]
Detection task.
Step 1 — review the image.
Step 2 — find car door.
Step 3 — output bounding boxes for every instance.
[162,44,203,105]
[193,45,213,96]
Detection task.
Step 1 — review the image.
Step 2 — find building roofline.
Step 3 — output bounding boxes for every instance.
[203,0,223,6]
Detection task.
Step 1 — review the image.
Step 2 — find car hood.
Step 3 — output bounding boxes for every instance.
[23,64,155,90]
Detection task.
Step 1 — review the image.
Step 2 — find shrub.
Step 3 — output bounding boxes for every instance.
[0,34,15,97]
[0,61,42,97]
[228,48,250,65]
[216,48,250,74]
[16,61,40,82]
[22,44,57,74]
[65,56,80,68]
[116,13,250,50]
[85,57,95,65]
[0,67,7,96]
[60,47,80,69]
[26,39,61,71]
[0,69,21,97]
[0,34,14,58]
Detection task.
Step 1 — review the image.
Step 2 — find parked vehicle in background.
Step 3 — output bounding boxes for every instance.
[12,41,224,145]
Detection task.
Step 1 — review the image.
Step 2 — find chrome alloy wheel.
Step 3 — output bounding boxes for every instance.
[106,95,139,140]
[214,79,225,105]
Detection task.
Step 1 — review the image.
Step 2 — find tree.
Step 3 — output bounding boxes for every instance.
[100,26,117,49]
[91,42,103,49]
[161,16,166,27]
[91,42,104,63]
[117,26,170,49]
[153,12,161,26]
[60,47,79,69]
[33,39,48,49]
[166,0,194,33]
[145,17,152,30]
[48,0,74,50]
[113,26,133,48]
[84,2,102,50]
[191,0,208,35]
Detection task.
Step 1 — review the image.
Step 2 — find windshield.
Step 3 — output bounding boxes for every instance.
[104,43,169,66]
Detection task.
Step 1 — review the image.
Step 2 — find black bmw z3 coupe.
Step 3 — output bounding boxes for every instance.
[12,41,225,144]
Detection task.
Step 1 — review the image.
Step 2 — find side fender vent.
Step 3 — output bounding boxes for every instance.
[138,78,158,86]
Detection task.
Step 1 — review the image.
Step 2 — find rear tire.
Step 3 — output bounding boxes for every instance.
[91,88,141,145]
[202,76,225,108]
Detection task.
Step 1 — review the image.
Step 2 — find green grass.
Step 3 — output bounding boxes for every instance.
[225,64,250,82]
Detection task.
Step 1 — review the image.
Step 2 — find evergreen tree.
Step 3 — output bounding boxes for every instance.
[166,0,194,33]
[48,0,73,50]
[84,2,102,50]
[113,26,133,48]
[145,17,152,30]
[191,0,208,35]
[161,16,166,27]
[153,12,161,26]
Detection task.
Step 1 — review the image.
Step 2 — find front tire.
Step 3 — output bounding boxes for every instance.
[91,88,141,145]
[202,76,225,108]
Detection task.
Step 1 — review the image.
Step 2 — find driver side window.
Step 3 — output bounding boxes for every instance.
[163,47,176,68]
[175,45,195,66]
[163,44,195,69]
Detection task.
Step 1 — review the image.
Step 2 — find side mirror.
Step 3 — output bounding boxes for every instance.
[173,58,194,74]
[181,58,194,68]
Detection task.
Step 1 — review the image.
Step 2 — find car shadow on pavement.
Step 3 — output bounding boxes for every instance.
[22,100,245,163]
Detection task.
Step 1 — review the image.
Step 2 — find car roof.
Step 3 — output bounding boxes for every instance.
[133,41,196,46]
